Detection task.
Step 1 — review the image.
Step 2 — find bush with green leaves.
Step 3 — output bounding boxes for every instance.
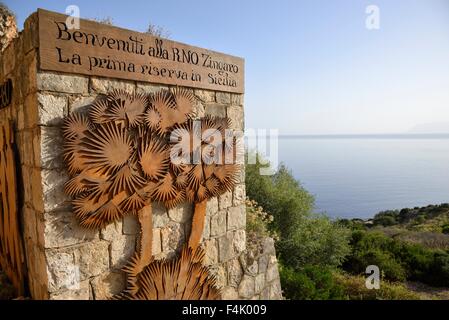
[245,155,351,270]
[279,264,345,300]
[344,230,449,286]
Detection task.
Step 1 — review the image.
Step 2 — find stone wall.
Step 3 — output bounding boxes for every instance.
[0,12,282,300]
[0,13,49,299]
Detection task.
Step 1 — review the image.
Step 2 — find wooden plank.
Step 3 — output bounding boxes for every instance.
[38,9,244,94]
[0,120,26,296]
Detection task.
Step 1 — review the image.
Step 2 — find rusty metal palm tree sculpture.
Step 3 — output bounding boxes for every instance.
[63,88,240,300]
[169,116,240,249]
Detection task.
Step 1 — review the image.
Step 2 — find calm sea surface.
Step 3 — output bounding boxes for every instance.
[277,135,449,219]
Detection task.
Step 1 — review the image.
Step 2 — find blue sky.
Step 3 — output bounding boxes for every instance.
[6,0,449,134]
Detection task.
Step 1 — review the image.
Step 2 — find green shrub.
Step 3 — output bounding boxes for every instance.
[344,230,449,287]
[246,155,351,270]
[373,210,399,227]
[279,215,351,269]
[442,224,449,235]
[280,264,345,300]
[429,253,449,286]
[246,199,275,238]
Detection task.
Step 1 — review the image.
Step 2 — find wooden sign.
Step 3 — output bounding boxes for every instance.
[38,9,244,93]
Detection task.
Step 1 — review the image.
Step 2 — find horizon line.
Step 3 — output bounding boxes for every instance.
[278,133,449,139]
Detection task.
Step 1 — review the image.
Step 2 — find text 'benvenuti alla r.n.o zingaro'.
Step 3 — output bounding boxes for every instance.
[38,9,244,93]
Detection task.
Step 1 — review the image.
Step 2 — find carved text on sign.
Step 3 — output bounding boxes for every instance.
[38,9,244,93]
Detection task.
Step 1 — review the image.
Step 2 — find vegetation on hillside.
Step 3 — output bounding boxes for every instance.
[245,153,449,300]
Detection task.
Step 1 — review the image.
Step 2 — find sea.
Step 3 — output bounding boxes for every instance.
[276,134,449,219]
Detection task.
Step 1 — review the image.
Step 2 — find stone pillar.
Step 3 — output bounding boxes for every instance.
[0,13,49,299]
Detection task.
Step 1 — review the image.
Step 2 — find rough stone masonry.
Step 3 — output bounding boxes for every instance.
[0,11,282,300]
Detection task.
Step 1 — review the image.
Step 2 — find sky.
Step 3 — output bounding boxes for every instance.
[6,0,449,135]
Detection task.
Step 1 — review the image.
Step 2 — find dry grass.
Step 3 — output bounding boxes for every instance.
[334,272,421,300]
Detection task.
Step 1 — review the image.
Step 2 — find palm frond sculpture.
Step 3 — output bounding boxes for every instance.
[169,116,240,249]
[62,87,240,300]
[116,246,220,300]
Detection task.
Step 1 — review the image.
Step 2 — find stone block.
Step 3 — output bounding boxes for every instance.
[168,202,192,223]
[22,205,37,242]
[90,77,135,94]
[203,239,218,266]
[231,94,244,106]
[41,169,70,212]
[24,93,39,129]
[37,93,67,126]
[227,105,244,130]
[221,286,238,300]
[50,280,90,300]
[206,197,219,216]
[40,126,64,169]
[218,232,235,262]
[238,275,255,299]
[227,258,243,288]
[90,272,125,300]
[123,215,139,235]
[258,255,269,274]
[233,184,246,206]
[219,191,232,210]
[194,89,215,103]
[205,103,226,118]
[21,130,34,167]
[266,262,279,283]
[2,41,15,76]
[227,206,246,231]
[233,229,246,254]
[262,238,275,255]
[208,265,226,289]
[69,95,97,113]
[201,213,211,242]
[110,235,136,269]
[43,210,98,248]
[152,228,162,255]
[30,168,44,212]
[37,72,89,94]
[46,249,78,292]
[210,211,226,237]
[246,259,259,275]
[136,82,168,95]
[100,221,123,241]
[17,104,25,130]
[216,92,231,104]
[191,100,205,119]
[270,281,283,300]
[153,202,169,228]
[76,241,110,280]
[161,222,185,252]
[21,51,38,97]
[255,274,265,294]
[260,286,270,300]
